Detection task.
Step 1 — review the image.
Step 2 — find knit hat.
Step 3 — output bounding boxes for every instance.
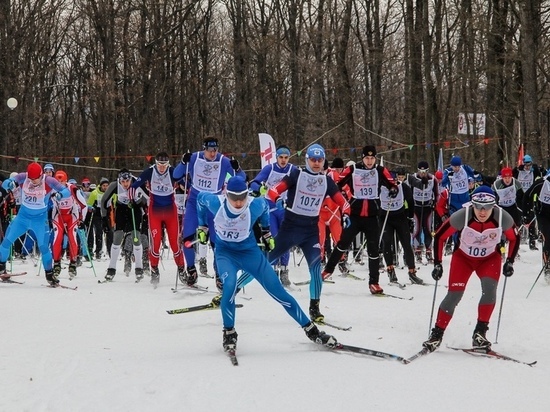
[100,177,109,185]
[523,155,532,163]
[470,185,496,206]
[82,178,91,185]
[43,163,54,172]
[501,167,513,178]
[276,145,291,157]
[362,145,376,157]
[417,161,429,171]
[435,170,443,180]
[203,137,219,150]
[331,157,344,168]
[27,162,43,179]
[226,176,248,202]
[305,144,325,160]
[55,170,68,183]
[450,156,462,166]
[68,179,77,185]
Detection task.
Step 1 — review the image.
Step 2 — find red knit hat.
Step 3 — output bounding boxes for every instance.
[27,162,43,179]
[501,167,513,178]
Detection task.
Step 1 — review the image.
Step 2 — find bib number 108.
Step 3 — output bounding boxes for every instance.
[467,246,487,257]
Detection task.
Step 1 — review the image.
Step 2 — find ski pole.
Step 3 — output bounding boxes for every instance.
[378,208,391,247]
[526,261,548,298]
[428,279,439,337]
[494,276,508,344]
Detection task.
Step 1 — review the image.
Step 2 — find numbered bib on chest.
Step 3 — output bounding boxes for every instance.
[174,193,186,213]
[450,168,468,194]
[517,170,533,191]
[495,185,516,207]
[413,179,434,203]
[117,182,130,205]
[352,168,379,199]
[193,157,222,193]
[214,202,251,242]
[266,169,289,200]
[22,179,46,209]
[459,226,502,258]
[289,172,327,216]
[151,169,174,196]
[539,179,550,205]
[380,186,404,211]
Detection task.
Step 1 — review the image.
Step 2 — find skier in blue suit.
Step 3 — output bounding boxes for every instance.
[0,162,70,285]
[194,175,337,354]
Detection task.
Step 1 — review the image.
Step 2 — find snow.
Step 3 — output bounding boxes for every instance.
[1,243,548,412]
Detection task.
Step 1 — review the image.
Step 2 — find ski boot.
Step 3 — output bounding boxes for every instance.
[150,266,160,285]
[198,257,208,276]
[425,248,434,264]
[303,322,337,348]
[177,266,187,283]
[472,321,491,351]
[186,266,198,287]
[105,268,116,281]
[529,239,539,251]
[68,261,77,280]
[135,267,144,282]
[321,269,333,281]
[45,269,59,286]
[338,259,350,275]
[211,294,222,307]
[76,256,83,267]
[309,299,325,323]
[423,326,444,352]
[279,266,291,287]
[222,328,238,352]
[0,261,7,276]
[369,283,384,295]
[415,248,423,264]
[53,261,62,277]
[408,269,424,285]
[387,265,398,283]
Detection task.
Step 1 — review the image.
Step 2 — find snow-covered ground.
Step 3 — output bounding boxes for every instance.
[1,241,548,412]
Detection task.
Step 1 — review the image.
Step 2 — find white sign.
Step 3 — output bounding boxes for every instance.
[458,113,485,136]
[259,133,276,168]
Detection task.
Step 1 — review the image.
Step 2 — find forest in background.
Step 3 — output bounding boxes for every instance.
[1,0,550,181]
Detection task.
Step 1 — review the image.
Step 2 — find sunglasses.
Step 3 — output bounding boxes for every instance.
[472,202,495,211]
[156,161,170,166]
[309,158,324,163]
[227,191,248,202]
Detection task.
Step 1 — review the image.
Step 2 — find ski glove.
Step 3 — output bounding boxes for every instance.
[502,259,514,277]
[261,229,276,251]
[408,218,415,233]
[230,158,240,171]
[54,192,63,201]
[181,152,192,164]
[388,186,399,198]
[197,227,209,245]
[276,198,286,210]
[102,217,110,233]
[3,179,16,191]
[342,214,351,229]
[432,263,444,281]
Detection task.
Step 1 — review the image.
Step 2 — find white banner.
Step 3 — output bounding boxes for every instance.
[259,133,276,168]
[458,113,486,135]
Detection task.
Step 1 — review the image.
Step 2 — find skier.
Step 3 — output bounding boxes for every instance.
[173,137,245,289]
[422,185,519,352]
[102,169,146,282]
[0,162,70,285]
[195,175,337,354]
[236,144,351,323]
[130,152,185,286]
[514,154,543,250]
[321,145,397,295]
[249,144,298,286]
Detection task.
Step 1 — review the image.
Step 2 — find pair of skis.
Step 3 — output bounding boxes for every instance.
[406,346,536,366]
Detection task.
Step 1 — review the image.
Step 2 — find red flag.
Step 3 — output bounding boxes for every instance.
[517,144,524,166]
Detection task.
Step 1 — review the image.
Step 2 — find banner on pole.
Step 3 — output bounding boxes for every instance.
[259,133,276,168]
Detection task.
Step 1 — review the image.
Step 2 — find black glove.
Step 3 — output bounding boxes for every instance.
[260,229,275,251]
[101,217,110,233]
[250,190,261,198]
[230,158,240,171]
[502,259,514,277]
[447,171,454,177]
[78,221,85,230]
[181,152,192,164]
[432,263,443,281]
[523,212,534,225]
[421,176,429,187]
[408,218,415,233]
[388,186,398,198]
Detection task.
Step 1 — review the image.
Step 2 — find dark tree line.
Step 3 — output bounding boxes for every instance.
[1,0,549,181]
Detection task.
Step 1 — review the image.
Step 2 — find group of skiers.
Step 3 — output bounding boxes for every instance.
[0,142,547,357]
